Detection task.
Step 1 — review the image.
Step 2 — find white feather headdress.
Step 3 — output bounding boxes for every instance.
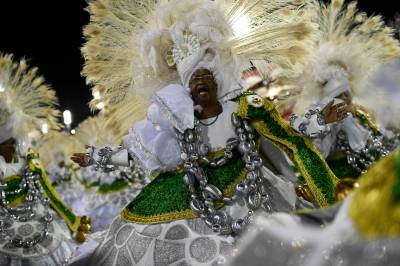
[82,0,318,109]
[294,0,400,115]
[0,54,60,144]
[75,96,149,146]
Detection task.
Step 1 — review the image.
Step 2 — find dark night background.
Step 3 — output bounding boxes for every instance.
[0,0,398,128]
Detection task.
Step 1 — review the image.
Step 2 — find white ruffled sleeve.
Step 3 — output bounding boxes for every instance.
[123,116,181,174]
[123,84,195,174]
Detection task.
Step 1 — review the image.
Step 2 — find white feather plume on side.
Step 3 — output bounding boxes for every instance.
[356,58,400,129]
[0,53,60,144]
[75,95,149,147]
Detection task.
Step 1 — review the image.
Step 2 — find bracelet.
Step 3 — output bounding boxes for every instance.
[94,146,114,172]
[289,114,299,128]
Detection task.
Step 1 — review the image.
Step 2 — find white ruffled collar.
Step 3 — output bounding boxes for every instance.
[152,84,195,132]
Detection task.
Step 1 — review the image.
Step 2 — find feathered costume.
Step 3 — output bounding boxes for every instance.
[82,0,317,107]
[75,1,347,265]
[0,54,59,147]
[229,3,400,265]
[0,54,88,266]
[289,0,400,179]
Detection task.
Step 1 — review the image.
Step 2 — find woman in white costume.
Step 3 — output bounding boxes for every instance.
[289,0,400,181]
[0,54,90,266]
[71,0,343,265]
[229,2,400,265]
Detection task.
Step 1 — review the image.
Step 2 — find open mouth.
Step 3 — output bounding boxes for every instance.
[197,85,209,96]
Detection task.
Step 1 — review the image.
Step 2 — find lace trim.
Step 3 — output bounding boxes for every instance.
[125,130,166,170]
[152,94,193,133]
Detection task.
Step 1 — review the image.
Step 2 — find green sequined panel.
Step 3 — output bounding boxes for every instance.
[33,166,77,225]
[327,158,360,180]
[3,176,27,204]
[392,152,400,202]
[124,151,245,217]
[98,179,129,194]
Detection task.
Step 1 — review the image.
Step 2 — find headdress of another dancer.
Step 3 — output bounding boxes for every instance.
[295,0,400,122]
[75,96,148,146]
[38,131,84,167]
[0,54,60,152]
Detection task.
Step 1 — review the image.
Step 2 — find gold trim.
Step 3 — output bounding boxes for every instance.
[239,97,338,207]
[121,208,198,224]
[4,175,22,182]
[28,158,82,232]
[326,151,347,161]
[121,169,248,224]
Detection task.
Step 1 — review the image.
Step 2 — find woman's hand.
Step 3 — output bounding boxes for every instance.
[71,145,93,167]
[321,101,354,124]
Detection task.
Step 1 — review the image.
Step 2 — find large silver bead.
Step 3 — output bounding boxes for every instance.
[235,182,247,194]
[243,120,254,133]
[204,184,223,200]
[216,158,227,166]
[238,143,251,154]
[222,197,235,205]
[199,144,210,156]
[247,190,261,210]
[220,225,232,235]
[187,144,196,153]
[347,156,356,165]
[184,130,195,143]
[190,198,204,214]
[212,211,230,225]
[253,157,263,168]
[226,138,239,149]
[183,174,195,186]
[245,162,255,171]
[180,152,188,161]
[232,219,244,234]
[231,113,242,127]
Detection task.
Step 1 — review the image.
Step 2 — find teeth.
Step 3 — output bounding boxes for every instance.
[199,91,208,96]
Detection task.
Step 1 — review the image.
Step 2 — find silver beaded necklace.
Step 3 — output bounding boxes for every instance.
[336,126,390,174]
[176,113,272,235]
[0,166,53,249]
